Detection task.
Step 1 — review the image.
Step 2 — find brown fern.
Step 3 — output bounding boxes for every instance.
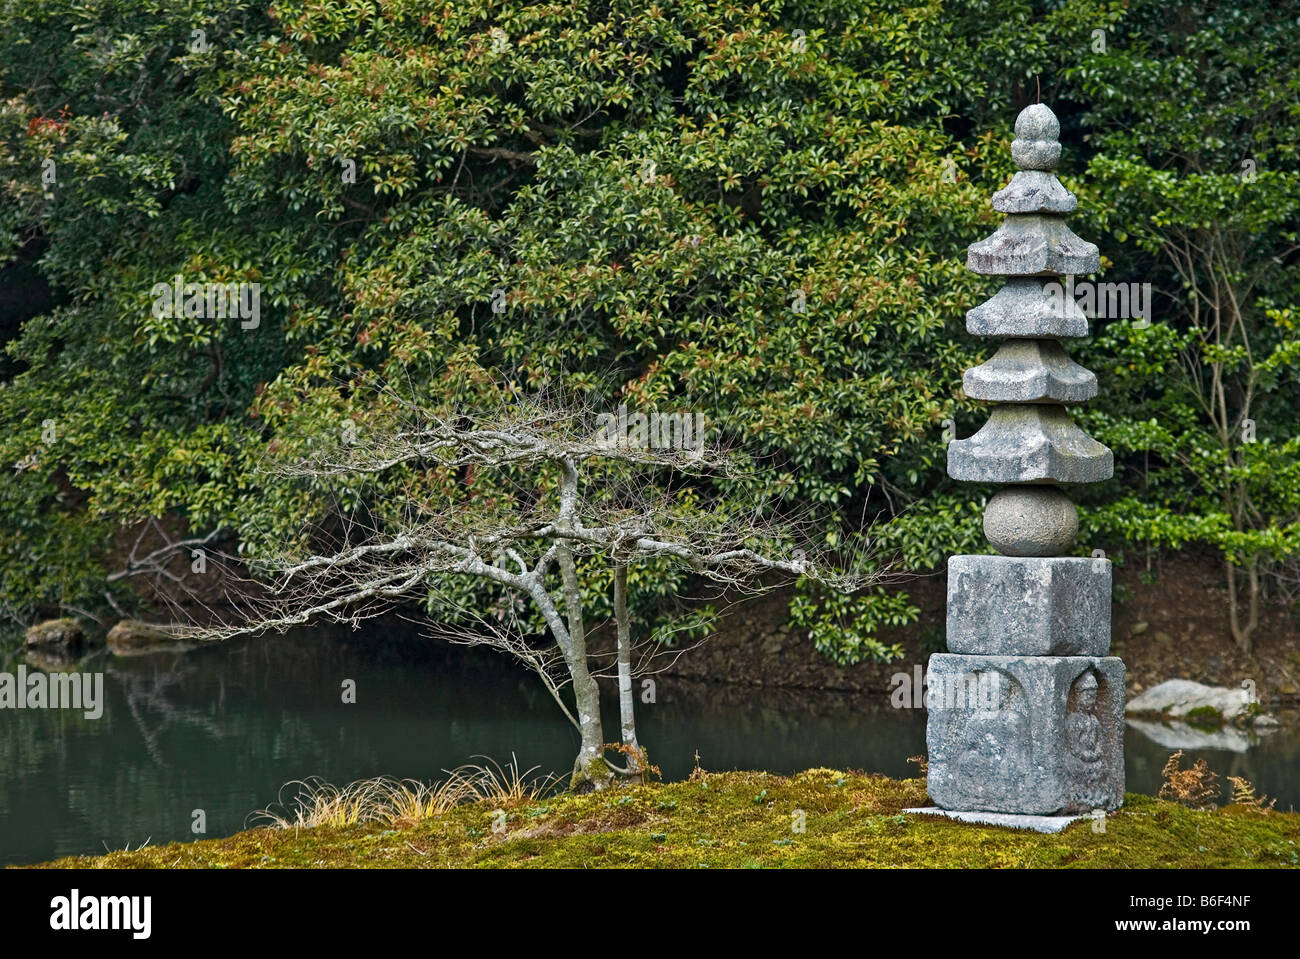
[1157,750,1220,810]
[688,749,707,783]
[1226,775,1276,811]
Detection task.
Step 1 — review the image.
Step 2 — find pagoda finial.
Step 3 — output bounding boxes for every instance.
[1011,103,1061,170]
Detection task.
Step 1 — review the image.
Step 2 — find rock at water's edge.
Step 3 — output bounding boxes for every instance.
[1125,678,1270,725]
[24,618,86,653]
[106,619,188,655]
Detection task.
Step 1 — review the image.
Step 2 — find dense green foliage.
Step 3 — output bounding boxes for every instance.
[1,0,1296,658]
[1066,3,1300,651]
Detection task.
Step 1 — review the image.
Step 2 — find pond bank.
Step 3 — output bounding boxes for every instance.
[4,616,1299,866]
[29,768,1300,868]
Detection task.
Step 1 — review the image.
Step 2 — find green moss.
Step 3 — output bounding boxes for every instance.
[22,769,1300,869]
[1184,705,1225,729]
[569,755,612,792]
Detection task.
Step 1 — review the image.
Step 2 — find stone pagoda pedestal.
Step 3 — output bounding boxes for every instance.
[911,104,1125,827]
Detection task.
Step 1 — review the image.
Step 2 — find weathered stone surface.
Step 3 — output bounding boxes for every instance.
[946,554,1110,654]
[903,807,1086,833]
[967,278,1089,339]
[926,654,1125,814]
[967,214,1101,276]
[963,338,1097,404]
[1014,103,1060,142]
[982,485,1078,556]
[1009,103,1062,170]
[992,170,1077,214]
[1125,679,1261,723]
[947,405,1113,484]
[946,554,1110,655]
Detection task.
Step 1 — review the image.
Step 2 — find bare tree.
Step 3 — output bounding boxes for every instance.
[174,378,874,790]
[105,519,224,618]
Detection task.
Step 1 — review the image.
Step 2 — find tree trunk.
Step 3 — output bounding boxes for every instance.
[613,561,643,777]
[1225,555,1259,656]
[557,544,610,791]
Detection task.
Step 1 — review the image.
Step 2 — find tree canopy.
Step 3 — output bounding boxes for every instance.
[2,0,1297,657]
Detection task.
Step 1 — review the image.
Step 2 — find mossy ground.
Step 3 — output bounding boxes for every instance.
[30,768,1300,869]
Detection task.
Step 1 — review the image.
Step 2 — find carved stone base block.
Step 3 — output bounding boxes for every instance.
[925,654,1125,815]
[947,554,1111,656]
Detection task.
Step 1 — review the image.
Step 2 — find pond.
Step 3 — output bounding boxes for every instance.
[2,626,1296,865]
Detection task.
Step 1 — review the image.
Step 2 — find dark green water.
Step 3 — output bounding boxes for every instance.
[2,627,1297,866]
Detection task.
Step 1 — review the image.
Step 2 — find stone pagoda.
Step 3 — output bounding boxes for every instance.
[924,103,1125,818]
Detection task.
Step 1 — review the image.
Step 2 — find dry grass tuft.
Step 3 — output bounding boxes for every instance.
[251,754,559,830]
[459,754,560,807]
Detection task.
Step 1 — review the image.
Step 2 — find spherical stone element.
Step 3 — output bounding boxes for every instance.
[983,485,1078,556]
[1011,103,1061,170]
[1014,103,1060,141]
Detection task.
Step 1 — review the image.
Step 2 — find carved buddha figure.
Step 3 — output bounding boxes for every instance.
[1066,670,1104,765]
